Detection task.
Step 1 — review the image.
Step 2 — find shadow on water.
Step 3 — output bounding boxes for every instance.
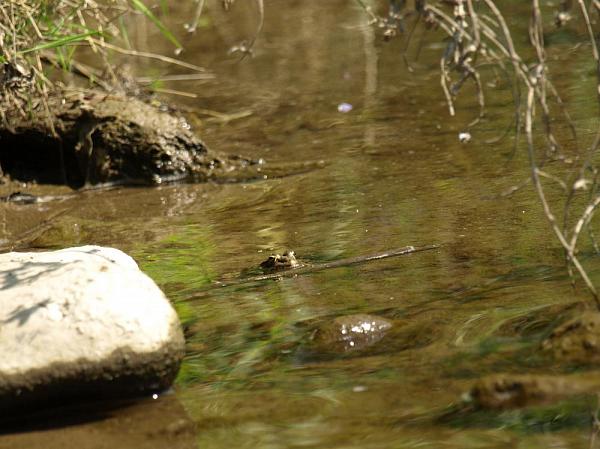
[0,398,135,433]
[0,394,197,449]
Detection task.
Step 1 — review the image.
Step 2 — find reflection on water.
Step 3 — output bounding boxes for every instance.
[2,0,600,447]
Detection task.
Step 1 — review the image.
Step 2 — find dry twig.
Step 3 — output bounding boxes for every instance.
[356,0,600,303]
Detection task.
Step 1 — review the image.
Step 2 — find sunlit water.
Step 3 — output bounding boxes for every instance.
[2,1,600,448]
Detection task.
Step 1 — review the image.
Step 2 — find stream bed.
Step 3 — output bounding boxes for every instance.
[2,1,600,448]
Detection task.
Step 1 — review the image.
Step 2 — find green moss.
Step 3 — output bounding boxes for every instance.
[440,397,597,433]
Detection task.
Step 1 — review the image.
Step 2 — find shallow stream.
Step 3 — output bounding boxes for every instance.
[3,1,600,448]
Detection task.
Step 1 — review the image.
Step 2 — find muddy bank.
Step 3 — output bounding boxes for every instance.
[0,88,261,188]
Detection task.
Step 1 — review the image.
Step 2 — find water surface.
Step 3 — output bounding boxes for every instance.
[2,1,600,448]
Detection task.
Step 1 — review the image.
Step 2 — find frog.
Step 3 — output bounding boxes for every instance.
[260,250,301,272]
[257,246,436,277]
[201,245,438,291]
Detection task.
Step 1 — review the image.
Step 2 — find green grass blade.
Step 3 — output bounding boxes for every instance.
[20,31,101,55]
[129,0,182,50]
[118,16,132,49]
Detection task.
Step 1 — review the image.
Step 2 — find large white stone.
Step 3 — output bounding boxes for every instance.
[0,245,185,413]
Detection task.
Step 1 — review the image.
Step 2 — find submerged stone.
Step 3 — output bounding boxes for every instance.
[468,374,600,410]
[300,312,440,360]
[541,311,600,364]
[0,245,184,414]
[309,314,393,354]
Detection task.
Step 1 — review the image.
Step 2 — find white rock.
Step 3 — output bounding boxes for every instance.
[0,245,185,412]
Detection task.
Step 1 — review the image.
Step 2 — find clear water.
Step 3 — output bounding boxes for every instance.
[2,1,600,448]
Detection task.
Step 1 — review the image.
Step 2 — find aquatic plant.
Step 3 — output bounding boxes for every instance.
[358,0,600,305]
